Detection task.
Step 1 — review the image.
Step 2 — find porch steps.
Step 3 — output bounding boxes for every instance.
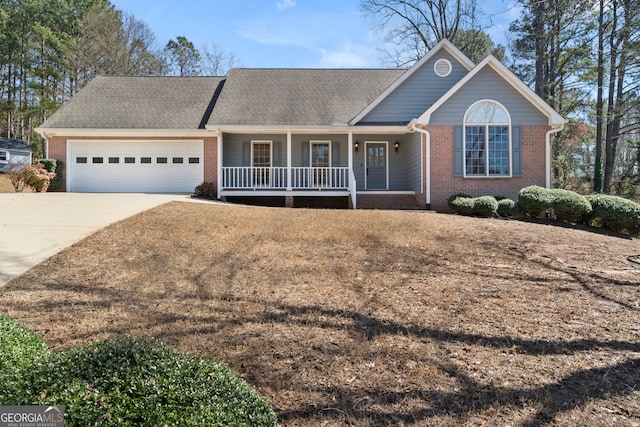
[356,194,424,210]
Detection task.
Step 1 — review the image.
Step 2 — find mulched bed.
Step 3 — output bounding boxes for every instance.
[1,202,639,426]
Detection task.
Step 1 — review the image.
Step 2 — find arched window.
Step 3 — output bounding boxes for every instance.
[463,100,511,177]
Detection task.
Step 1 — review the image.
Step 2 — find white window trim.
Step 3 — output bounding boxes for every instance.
[364,141,389,190]
[310,140,332,168]
[251,140,272,167]
[0,150,8,164]
[463,99,512,178]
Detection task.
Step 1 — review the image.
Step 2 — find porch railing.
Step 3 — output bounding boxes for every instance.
[222,167,350,190]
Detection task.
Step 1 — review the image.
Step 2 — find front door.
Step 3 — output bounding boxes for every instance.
[366,142,387,190]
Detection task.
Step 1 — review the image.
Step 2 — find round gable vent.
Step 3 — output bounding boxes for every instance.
[434,58,452,77]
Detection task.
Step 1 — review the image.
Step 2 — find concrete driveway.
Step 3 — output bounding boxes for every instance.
[0,193,195,286]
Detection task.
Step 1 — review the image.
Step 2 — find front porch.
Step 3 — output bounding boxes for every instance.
[217,131,424,209]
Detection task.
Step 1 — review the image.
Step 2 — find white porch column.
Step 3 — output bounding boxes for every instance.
[348,131,353,180]
[217,129,223,199]
[286,130,292,190]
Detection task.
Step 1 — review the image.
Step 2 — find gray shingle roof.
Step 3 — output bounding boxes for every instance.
[41,76,225,129]
[0,138,31,151]
[207,68,405,126]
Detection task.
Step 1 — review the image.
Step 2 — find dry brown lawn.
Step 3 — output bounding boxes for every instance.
[0,174,15,192]
[2,202,639,426]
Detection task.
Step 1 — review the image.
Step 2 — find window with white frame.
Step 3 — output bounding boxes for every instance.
[0,151,8,164]
[464,100,511,177]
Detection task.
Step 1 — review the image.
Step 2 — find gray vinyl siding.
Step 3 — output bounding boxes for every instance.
[405,132,422,193]
[223,133,349,167]
[352,134,411,191]
[429,67,548,126]
[222,134,287,167]
[0,150,31,172]
[359,51,469,124]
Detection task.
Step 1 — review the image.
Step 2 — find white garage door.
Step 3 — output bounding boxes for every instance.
[68,140,204,192]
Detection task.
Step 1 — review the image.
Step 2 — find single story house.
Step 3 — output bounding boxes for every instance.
[0,138,32,173]
[36,39,565,210]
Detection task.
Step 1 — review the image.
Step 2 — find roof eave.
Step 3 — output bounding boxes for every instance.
[208,124,411,133]
[35,128,218,138]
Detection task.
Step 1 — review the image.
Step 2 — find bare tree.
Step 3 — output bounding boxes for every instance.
[360,0,482,66]
[199,43,241,76]
[71,8,165,89]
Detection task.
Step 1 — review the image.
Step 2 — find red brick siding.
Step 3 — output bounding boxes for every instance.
[47,136,67,191]
[428,125,549,211]
[44,135,218,192]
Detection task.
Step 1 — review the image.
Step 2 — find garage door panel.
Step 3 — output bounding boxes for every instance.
[68,141,204,193]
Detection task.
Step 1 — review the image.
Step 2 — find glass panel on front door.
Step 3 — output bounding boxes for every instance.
[366,143,387,190]
[253,142,271,187]
[311,143,330,187]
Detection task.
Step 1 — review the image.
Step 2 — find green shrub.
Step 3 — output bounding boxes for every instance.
[195,181,217,199]
[472,196,498,217]
[447,193,471,210]
[586,194,640,234]
[450,196,475,215]
[518,186,553,217]
[549,189,592,223]
[3,338,278,426]
[497,198,516,217]
[0,315,51,402]
[38,159,57,173]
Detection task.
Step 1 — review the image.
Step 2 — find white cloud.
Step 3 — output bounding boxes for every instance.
[276,0,296,10]
[316,44,378,68]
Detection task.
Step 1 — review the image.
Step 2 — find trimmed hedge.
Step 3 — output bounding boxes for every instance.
[472,196,499,217]
[447,193,472,210]
[0,325,279,426]
[549,189,592,223]
[586,194,640,234]
[450,195,475,215]
[497,198,516,217]
[449,194,498,217]
[517,186,554,217]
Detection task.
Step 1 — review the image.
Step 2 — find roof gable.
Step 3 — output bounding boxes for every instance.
[350,39,475,125]
[417,55,566,126]
[40,76,225,130]
[0,138,31,152]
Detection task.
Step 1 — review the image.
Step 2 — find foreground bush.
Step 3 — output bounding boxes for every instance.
[549,189,592,223]
[0,315,51,400]
[2,337,278,426]
[586,194,640,234]
[518,186,553,217]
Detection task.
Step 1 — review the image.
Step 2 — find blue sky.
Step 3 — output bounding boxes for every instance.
[110,0,522,69]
